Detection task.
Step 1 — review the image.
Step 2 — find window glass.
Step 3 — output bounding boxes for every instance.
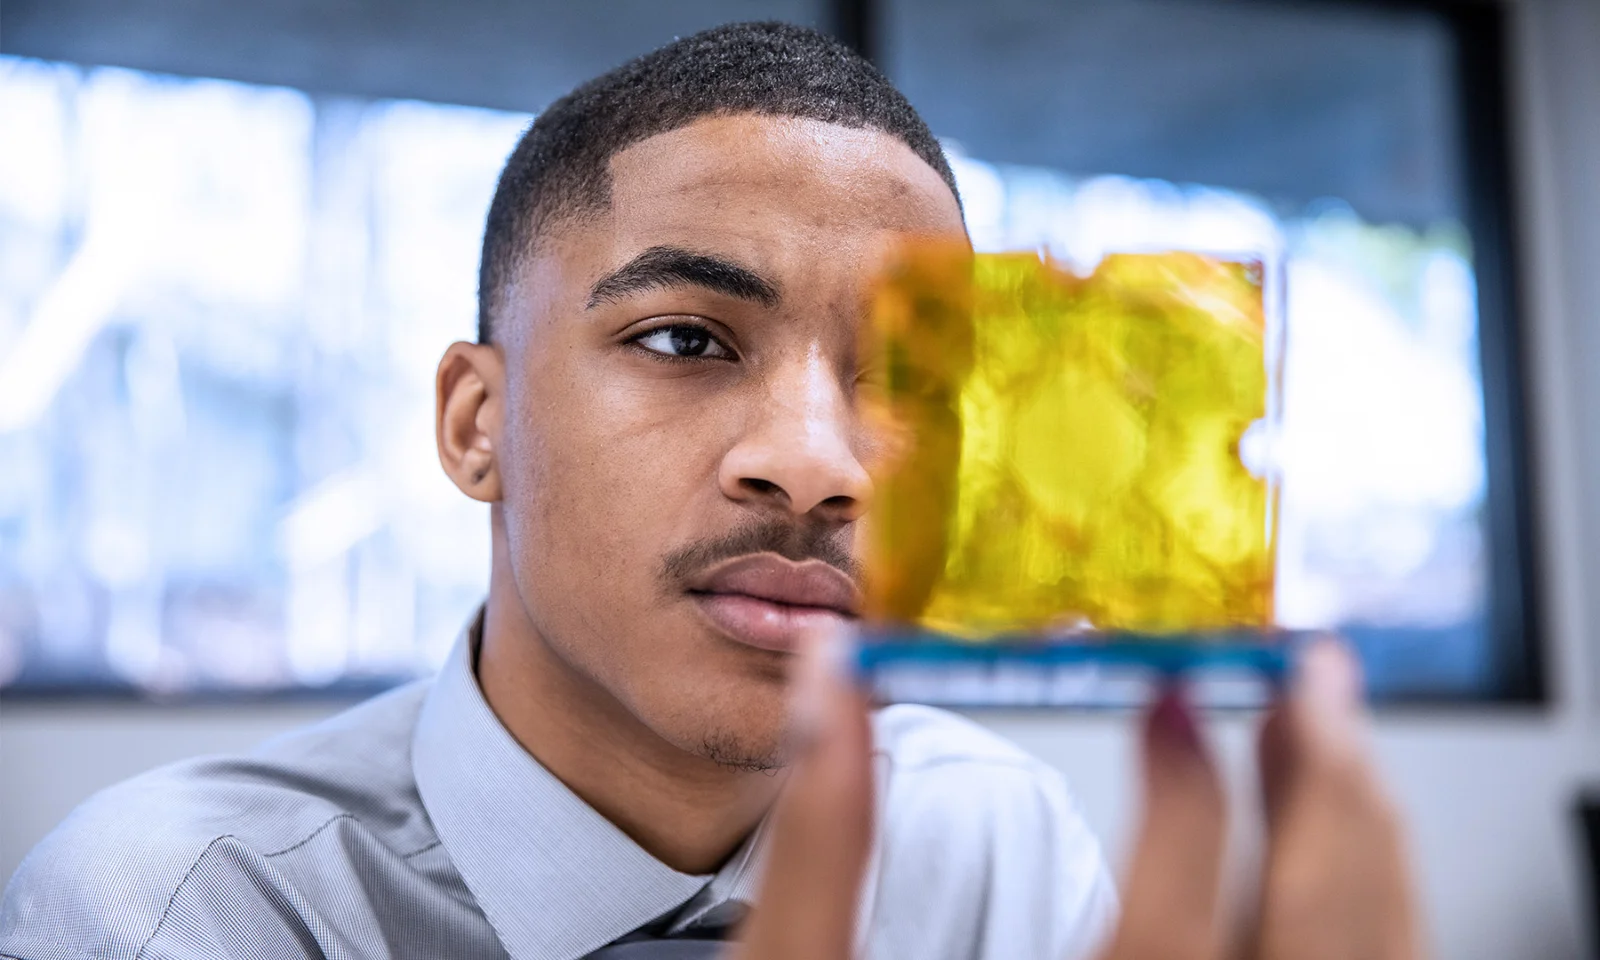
[883,0,1518,699]
[0,58,514,691]
[0,0,1530,699]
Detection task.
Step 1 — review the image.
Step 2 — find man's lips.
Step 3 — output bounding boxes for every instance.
[685,553,861,653]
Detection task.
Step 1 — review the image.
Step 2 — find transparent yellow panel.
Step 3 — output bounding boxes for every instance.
[861,243,1279,639]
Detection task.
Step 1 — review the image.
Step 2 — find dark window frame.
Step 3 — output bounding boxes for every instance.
[2,0,1545,705]
[834,0,1546,707]
[1445,0,1546,705]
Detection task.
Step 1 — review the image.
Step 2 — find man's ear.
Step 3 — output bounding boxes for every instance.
[436,341,506,503]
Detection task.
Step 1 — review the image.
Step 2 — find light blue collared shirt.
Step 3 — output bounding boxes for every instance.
[2,614,1116,959]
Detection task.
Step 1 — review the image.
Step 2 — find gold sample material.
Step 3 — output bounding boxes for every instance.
[860,244,1277,638]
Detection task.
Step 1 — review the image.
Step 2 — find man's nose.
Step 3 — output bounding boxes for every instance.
[719,348,872,522]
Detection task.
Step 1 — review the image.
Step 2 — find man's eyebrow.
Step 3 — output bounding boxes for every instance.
[585,245,780,309]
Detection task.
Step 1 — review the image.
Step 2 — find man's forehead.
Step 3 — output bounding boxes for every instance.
[604,114,965,239]
[502,114,967,331]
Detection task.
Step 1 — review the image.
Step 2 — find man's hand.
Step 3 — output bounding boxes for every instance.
[1095,685,1228,960]
[729,635,1424,960]
[1249,641,1422,960]
[728,630,876,960]
[1101,636,1423,960]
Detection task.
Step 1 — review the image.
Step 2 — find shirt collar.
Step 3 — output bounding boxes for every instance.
[413,612,761,960]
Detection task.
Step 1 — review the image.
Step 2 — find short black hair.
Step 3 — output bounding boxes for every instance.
[476,21,960,343]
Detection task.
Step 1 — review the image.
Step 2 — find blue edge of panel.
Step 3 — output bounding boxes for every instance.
[854,627,1299,687]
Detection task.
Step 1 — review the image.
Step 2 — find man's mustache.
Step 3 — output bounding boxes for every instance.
[659,518,861,589]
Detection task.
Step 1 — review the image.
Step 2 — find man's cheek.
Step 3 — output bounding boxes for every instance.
[535,429,664,565]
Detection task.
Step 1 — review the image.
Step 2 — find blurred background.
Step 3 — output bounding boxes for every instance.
[1,0,1598,956]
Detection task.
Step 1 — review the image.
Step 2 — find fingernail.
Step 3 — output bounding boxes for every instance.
[1300,635,1362,711]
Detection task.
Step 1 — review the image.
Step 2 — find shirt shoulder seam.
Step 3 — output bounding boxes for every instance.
[135,833,233,960]
[264,812,438,860]
[132,814,439,957]
[402,838,443,859]
[262,813,356,858]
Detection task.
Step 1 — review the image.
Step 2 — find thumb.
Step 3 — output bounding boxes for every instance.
[1099,686,1229,960]
[729,628,875,960]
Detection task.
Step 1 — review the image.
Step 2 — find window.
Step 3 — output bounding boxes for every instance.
[875,0,1537,701]
[0,61,515,692]
[0,0,1538,701]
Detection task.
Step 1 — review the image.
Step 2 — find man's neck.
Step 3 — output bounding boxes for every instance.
[476,559,784,876]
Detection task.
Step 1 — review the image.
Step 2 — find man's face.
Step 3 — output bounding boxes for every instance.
[491,114,966,768]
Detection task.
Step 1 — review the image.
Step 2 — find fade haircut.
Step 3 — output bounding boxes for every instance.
[476,21,960,343]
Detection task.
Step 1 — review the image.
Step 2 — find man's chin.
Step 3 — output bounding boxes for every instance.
[633,626,799,772]
[694,726,796,774]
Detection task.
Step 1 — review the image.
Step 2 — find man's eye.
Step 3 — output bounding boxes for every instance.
[632,325,733,360]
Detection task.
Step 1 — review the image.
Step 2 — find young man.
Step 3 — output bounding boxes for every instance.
[1,22,1118,960]
[4,22,1422,960]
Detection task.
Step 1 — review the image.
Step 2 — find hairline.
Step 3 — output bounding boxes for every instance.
[482,109,961,341]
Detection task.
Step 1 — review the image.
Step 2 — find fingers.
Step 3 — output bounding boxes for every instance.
[1257,636,1375,833]
[728,627,875,960]
[1257,637,1367,832]
[1253,636,1424,960]
[1097,686,1228,960]
[1290,635,1367,756]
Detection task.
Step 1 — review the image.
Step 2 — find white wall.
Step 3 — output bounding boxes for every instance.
[3,1,1598,958]
[0,702,343,878]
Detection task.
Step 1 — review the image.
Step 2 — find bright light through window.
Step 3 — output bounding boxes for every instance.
[0,57,525,691]
[0,55,1492,697]
[942,146,1490,693]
